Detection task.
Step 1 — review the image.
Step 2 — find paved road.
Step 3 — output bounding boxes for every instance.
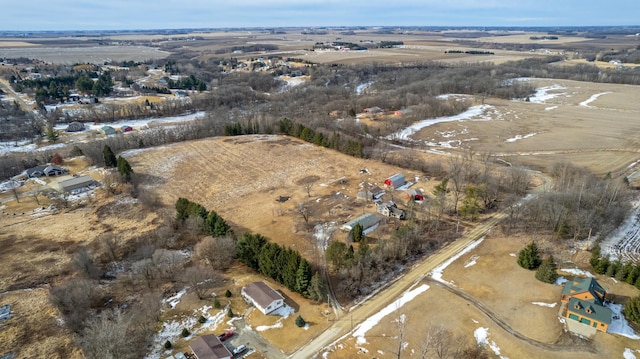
[290,207,510,358]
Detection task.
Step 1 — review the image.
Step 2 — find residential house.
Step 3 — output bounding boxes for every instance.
[561,277,607,304]
[561,277,611,333]
[189,335,232,359]
[565,297,612,332]
[58,175,95,193]
[384,173,405,189]
[26,165,67,178]
[340,213,382,234]
[376,201,405,219]
[357,185,385,202]
[241,282,285,315]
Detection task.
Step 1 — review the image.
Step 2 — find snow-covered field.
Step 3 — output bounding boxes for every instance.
[579,92,612,108]
[387,105,492,141]
[525,84,568,104]
[606,302,640,340]
[601,203,640,262]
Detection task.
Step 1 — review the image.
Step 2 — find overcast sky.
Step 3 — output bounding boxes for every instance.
[2,0,638,31]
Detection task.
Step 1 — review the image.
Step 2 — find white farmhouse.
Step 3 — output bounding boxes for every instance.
[241,282,284,315]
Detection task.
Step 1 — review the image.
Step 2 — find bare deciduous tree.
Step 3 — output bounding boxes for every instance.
[195,235,236,270]
[182,266,221,300]
[72,246,102,279]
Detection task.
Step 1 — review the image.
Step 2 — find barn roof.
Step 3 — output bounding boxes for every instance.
[58,175,95,192]
[342,213,381,231]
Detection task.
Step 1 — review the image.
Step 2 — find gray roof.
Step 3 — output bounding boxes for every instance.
[189,335,232,359]
[342,213,381,231]
[242,282,284,311]
[59,175,95,192]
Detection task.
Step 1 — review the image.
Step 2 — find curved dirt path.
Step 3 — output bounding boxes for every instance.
[424,278,595,353]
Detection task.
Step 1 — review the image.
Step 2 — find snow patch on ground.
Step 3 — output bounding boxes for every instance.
[607,303,640,339]
[559,268,594,277]
[624,348,640,359]
[256,321,283,332]
[505,132,537,143]
[431,237,486,284]
[464,255,479,268]
[355,81,374,95]
[526,84,567,104]
[532,302,557,308]
[352,284,429,345]
[146,304,225,359]
[579,92,612,107]
[509,253,516,257]
[387,105,492,141]
[165,287,189,309]
[314,222,337,251]
[545,106,558,111]
[474,327,508,359]
[555,276,568,286]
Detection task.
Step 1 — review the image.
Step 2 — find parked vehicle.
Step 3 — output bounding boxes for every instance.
[217,329,234,341]
[232,345,246,355]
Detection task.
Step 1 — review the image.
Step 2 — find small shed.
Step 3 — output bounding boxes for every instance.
[241,282,285,315]
[395,109,412,117]
[189,334,232,359]
[65,121,85,132]
[384,173,405,189]
[101,126,116,135]
[406,189,425,201]
[340,213,382,234]
[363,106,383,113]
[357,185,385,201]
[58,175,95,193]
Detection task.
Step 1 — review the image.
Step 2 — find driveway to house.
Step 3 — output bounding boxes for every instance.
[232,317,286,359]
[290,175,556,358]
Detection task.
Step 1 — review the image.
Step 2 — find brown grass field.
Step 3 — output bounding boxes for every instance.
[2,28,640,357]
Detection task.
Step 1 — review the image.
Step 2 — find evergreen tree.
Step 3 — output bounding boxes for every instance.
[116,156,133,182]
[606,259,621,278]
[589,246,601,268]
[103,145,117,167]
[623,296,640,325]
[535,255,558,283]
[351,223,364,243]
[594,257,610,275]
[617,262,633,282]
[258,242,281,280]
[295,259,312,295]
[45,125,59,143]
[227,308,234,318]
[236,233,267,270]
[326,241,347,269]
[517,241,541,270]
[307,272,326,302]
[295,315,306,327]
[175,197,190,220]
[628,264,640,285]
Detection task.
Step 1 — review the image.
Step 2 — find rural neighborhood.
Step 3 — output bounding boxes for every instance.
[1,15,640,359]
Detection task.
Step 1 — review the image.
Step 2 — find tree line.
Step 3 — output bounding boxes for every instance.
[174,197,325,301]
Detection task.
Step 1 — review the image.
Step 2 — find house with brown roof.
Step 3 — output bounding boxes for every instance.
[241,282,284,315]
[189,334,232,359]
